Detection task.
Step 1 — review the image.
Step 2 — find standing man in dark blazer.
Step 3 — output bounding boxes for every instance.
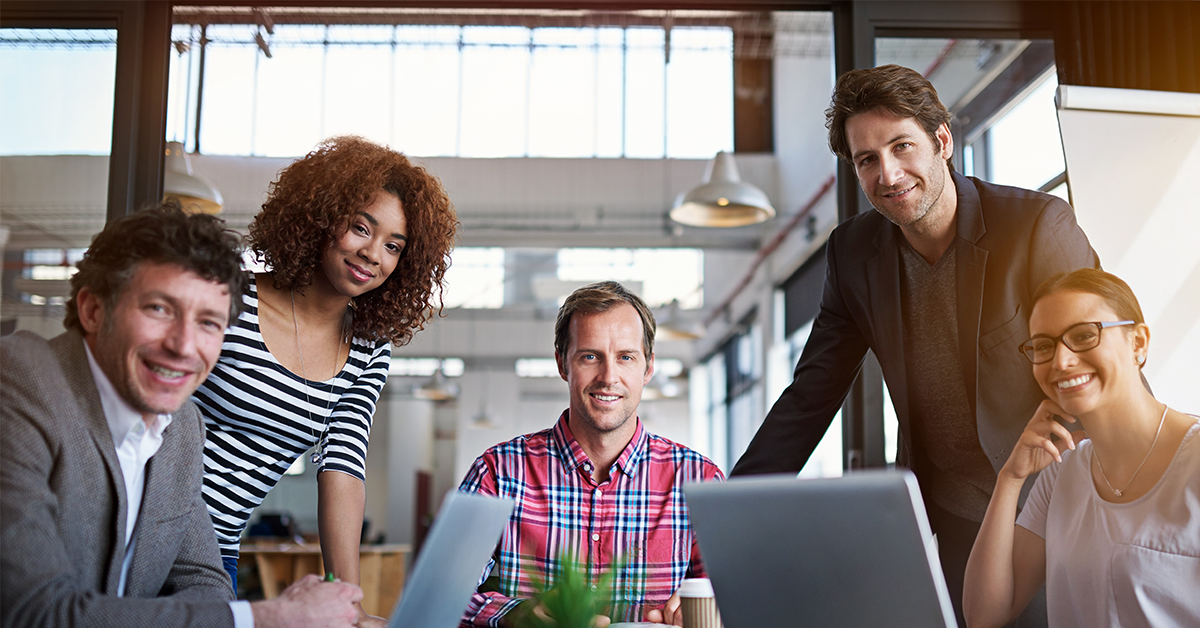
[1,206,363,628]
[731,65,1098,626]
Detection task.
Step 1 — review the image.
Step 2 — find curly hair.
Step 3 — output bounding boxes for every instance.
[248,136,460,345]
[65,202,248,332]
[826,64,953,169]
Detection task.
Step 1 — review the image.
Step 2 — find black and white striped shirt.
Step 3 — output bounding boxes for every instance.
[193,276,391,558]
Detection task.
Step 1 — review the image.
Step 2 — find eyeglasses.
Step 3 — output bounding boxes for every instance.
[1017,320,1135,364]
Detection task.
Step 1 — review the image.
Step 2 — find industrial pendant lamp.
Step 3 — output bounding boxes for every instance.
[163,141,224,214]
[413,363,460,402]
[655,299,706,341]
[669,151,776,228]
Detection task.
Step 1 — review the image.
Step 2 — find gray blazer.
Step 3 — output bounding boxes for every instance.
[1,330,235,628]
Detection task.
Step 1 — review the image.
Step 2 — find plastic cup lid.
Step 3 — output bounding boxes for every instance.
[676,577,715,598]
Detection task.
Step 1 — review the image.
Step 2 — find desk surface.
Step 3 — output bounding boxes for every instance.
[241,542,412,554]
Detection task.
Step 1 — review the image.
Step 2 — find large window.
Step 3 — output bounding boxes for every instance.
[167,18,733,159]
[443,247,505,309]
[557,248,703,309]
[0,29,116,156]
[965,69,1068,199]
[1,27,117,337]
[695,319,762,472]
[439,246,702,310]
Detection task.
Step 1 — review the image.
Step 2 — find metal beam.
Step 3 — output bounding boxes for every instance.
[109,1,172,221]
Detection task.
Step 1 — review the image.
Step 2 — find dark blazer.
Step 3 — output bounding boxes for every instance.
[732,172,1099,494]
[1,330,235,628]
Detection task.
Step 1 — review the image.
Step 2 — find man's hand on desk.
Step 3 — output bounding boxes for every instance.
[251,573,363,628]
[502,599,612,628]
[643,591,682,626]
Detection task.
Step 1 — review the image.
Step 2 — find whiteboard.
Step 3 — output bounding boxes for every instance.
[1057,85,1200,412]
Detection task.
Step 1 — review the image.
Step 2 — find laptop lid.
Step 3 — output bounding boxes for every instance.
[683,469,957,628]
[388,491,515,628]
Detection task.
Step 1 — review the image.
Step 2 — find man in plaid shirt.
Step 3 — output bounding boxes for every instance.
[458,281,724,627]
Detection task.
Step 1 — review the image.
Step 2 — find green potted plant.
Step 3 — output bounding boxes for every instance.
[516,552,619,628]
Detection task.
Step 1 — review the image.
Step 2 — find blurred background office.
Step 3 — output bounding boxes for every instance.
[3,0,1197,552]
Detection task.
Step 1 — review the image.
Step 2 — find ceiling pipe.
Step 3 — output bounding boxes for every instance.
[703,174,835,328]
[921,39,959,81]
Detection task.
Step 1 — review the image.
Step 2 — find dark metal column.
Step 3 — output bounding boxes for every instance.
[832,0,887,470]
[107,0,172,221]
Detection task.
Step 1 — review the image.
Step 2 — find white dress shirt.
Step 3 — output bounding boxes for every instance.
[84,344,254,627]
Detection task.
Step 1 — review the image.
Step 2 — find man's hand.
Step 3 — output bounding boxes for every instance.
[643,591,682,625]
[356,608,388,628]
[504,599,611,628]
[251,573,363,628]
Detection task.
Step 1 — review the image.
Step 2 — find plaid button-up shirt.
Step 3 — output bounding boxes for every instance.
[458,411,724,626]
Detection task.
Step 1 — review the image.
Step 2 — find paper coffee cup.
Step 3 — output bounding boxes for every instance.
[677,578,723,628]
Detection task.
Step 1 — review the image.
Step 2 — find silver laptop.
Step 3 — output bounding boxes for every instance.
[387,491,514,628]
[683,469,957,628]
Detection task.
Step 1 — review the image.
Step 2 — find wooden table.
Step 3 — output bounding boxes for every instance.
[239,543,411,617]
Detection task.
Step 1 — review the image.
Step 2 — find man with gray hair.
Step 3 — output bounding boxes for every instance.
[458,281,723,626]
[1,205,363,628]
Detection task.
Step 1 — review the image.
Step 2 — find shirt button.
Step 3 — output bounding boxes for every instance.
[594,489,602,498]
[591,533,600,541]
[590,585,597,591]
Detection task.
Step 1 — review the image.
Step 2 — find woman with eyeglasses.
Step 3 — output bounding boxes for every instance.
[962,268,1199,628]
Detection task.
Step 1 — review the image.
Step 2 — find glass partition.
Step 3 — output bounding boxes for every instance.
[0,27,117,337]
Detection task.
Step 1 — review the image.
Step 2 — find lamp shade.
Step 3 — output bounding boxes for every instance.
[413,365,459,401]
[163,141,223,214]
[655,299,706,341]
[669,151,775,227]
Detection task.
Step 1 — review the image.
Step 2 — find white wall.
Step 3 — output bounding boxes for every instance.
[381,394,435,545]
[1058,87,1200,413]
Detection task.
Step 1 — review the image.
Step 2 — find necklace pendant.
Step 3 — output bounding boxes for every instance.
[311,451,321,465]
[1113,488,1123,496]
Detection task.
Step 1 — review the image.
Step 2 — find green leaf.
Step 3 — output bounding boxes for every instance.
[515,551,624,628]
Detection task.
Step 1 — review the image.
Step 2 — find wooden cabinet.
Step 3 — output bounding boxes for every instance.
[240,543,412,617]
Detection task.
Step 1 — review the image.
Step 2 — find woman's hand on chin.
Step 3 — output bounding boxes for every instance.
[1001,399,1086,484]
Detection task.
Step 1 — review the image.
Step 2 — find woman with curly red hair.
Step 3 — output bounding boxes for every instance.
[192,136,458,625]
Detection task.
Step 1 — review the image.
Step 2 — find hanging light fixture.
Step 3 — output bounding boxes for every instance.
[670,151,776,227]
[163,141,223,214]
[471,368,498,428]
[655,299,706,341]
[413,362,460,402]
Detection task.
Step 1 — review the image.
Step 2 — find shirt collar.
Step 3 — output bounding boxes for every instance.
[83,342,172,448]
[552,410,648,479]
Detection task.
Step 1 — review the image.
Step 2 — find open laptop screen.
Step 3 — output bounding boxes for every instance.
[388,491,515,628]
[683,470,957,628]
